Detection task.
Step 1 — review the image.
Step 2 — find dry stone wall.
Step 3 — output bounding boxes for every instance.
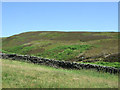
[1,53,120,74]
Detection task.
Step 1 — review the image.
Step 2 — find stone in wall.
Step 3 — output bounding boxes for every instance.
[1,53,120,74]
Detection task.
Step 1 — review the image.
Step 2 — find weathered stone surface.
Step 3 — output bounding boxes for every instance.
[1,53,120,74]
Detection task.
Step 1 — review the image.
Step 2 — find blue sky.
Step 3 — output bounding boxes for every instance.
[2,2,118,37]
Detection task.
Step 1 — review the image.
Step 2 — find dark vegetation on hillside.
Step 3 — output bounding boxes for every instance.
[1,31,119,65]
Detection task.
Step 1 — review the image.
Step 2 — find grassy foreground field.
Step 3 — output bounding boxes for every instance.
[2,59,118,88]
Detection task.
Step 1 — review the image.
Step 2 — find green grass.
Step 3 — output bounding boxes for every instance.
[37,45,91,60]
[3,45,34,55]
[0,49,9,54]
[2,31,119,63]
[81,61,120,68]
[2,59,118,88]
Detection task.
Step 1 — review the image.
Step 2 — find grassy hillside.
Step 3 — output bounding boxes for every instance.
[2,59,118,88]
[2,31,119,62]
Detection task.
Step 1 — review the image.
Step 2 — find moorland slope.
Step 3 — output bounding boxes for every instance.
[2,31,119,63]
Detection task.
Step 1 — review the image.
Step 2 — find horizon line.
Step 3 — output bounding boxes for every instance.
[1,30,119,37]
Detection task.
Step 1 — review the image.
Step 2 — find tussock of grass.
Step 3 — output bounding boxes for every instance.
[2,59,118,88]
